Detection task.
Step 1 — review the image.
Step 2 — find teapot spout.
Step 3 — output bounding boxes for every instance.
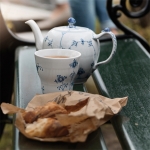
[25,20,43,50]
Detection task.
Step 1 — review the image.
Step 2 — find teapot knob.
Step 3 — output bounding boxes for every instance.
[68,17,76,28]
[102,27,110,32]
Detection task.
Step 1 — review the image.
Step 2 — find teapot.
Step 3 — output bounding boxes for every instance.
[26,17,117,84]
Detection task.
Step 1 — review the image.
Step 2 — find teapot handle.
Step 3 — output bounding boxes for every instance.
[93,28,117,70]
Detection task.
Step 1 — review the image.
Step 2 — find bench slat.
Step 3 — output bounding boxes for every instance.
[14,46,107,150]
[93,38,150,150]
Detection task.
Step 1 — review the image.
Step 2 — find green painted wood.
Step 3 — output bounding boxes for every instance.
[93,38,150,150]
[13,46,107,150]
[73,84,85,91]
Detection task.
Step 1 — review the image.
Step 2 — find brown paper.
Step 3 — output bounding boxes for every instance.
[0,91,128,142]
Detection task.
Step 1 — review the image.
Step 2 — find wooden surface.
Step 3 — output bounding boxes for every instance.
[13,46,107,150]
[93,38,150,150]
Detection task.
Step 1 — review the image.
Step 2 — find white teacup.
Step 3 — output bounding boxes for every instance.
[34,49,81,93]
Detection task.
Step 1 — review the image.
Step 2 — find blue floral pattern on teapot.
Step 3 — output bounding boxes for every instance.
[26,17,117,84]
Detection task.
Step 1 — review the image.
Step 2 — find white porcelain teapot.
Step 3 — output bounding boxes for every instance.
[26,17,117,84]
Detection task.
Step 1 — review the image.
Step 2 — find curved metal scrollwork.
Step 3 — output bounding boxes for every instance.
[107,0,150,51]
[121,0,150,18]
[129,0,143,7]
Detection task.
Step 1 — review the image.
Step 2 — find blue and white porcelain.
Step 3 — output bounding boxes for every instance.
[26,17,117,84]
[34,49,81,93]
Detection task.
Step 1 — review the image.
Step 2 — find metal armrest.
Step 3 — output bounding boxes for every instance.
[107,0,150,51]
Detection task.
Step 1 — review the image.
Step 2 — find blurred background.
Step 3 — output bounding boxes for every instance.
[0,0,150,42]
[0,0,149,150]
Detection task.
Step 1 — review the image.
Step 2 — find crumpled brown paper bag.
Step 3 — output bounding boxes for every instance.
[0,91,128,142]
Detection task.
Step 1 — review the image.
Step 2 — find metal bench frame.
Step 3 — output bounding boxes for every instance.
[106,0,150,51]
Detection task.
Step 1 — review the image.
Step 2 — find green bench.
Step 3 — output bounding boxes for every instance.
[13,46,108,150]
[93,39,150,150]
[92,0,150,149]
[0,0,149,149]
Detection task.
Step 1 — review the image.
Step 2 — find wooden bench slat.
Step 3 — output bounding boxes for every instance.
[14,46,107,150]
[93,38,150,150]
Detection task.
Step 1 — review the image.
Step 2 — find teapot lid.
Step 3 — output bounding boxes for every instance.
[53,17,93,33]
